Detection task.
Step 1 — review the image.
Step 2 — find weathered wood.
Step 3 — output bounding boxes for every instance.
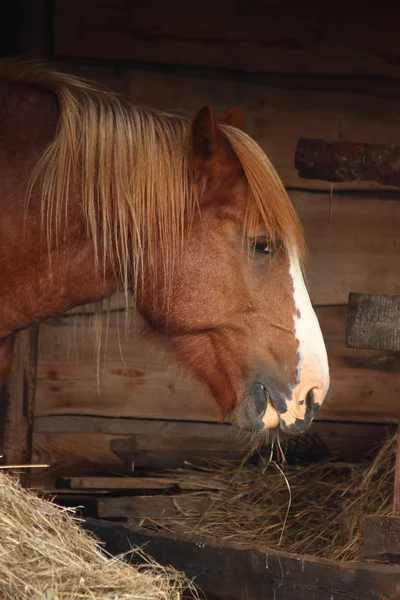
[34,415,235,440]
[34,416,246,470]
[97,495,211,522]
[290,192,400,305]
[59,62,400,194]
[359,515,400,562]
[63,476,178,491]
[34,306,400,424]
[30,418,395,491]
[0,327,38,486]
[394,426,400,517]
[59,475,227,491]
[84,520,400,599]
[296,139,400,187]
[346,293,400,351]
[30,416,246,490]
[54,0,400,81]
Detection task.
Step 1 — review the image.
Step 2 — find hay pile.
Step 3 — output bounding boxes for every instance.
[144,434,396,562]
[0,472,190,600]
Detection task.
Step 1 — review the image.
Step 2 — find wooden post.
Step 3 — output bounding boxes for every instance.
[394,425,400,518]
[346,292,400,561]
[0,327,39,487]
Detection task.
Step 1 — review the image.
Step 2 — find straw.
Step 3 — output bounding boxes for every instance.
[142,434,396,562]
[0,472,193,599]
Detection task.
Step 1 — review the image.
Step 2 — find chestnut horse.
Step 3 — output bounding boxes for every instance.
[0,61,329,435]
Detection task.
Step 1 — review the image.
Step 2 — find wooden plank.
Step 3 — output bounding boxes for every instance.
[97,495,211,521]
[360,429,400,563]
[64,476,177,490]
[30,417,247,490]
[33,415,236,439]
[346,293,400,351]
[34,415,396,461]
[30,432,130,490]
[84,520,400,599]
[359,515,400,562]
[296,138,400,187]
[394,426,400,516]
[35,311,217,422]
[54,0,400,81]
[0,327,38,486]
[34,415,246,468]
[60,475,226,491]
[59,62,400,193]
[30,419,395,491]
[290,192,400,305]
[34,306,400,424]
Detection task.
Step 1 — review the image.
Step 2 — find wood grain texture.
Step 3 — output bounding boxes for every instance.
[30,419,395,491]
[346,293,400,351]
[30,417,247,489]
[58,62,400,193]
[394,428,400,516]
[295,138,400,187]
[34,306,400,424]
[97,495,211,521]
[54,0,400,81]
[0,328,38,485]
[84,520,400,599]
[60,475,226,491]
[291,192,400,305]
[359,515,400,562]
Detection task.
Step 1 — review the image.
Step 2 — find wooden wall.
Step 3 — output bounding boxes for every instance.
[4,0,400,487]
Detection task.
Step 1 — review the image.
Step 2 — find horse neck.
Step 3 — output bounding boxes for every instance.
[0,79,120,336]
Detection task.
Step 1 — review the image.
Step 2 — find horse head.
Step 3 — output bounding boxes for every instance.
[137,105,329,436]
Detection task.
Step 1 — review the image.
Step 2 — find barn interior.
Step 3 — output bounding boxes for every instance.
[1,2,400,598]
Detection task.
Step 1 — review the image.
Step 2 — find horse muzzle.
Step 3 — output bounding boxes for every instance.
[233,378,324,435]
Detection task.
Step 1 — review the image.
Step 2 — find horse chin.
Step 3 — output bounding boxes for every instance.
[261,402,281,430]
[231,388,281,434]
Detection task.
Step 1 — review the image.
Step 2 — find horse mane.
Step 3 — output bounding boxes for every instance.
[0,60,306,307]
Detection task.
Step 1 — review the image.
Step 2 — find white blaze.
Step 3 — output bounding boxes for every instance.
[289,252,330,409]
[262,250,330,430]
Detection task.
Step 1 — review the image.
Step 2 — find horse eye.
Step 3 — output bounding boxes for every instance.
[252,238,274,255]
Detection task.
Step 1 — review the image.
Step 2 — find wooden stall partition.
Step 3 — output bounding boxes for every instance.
[53,0,400,81]
[0,0,396,491]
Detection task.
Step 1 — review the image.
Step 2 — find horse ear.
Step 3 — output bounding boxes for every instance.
[190,105,241,179]
[219,106,246,132]
[190,105,224,169]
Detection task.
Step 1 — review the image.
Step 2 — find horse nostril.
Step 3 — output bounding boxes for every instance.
[306,389,314,411]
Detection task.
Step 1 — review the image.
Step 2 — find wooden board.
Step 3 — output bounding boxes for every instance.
[346,292,400,351]
[30,416,247,489]
[84,520,400,599]
[59,475,227,491]
[359,515,400,562]
[30,418,395,491]
[0,328,38,486]
[290,191,400,305]
[97,495,211,521]
[34,306,400,424]
[58,62,400,193]
[53,0,400,81]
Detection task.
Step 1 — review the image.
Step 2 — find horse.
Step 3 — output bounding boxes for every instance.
[0,60,329,436]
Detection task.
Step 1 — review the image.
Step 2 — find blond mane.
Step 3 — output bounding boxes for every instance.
[0,60,306,306]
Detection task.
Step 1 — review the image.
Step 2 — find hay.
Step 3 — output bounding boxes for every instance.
[0,472,190,600]
[143,434,397,562]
